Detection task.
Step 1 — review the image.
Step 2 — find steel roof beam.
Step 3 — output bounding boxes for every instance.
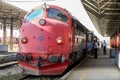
[100,0,111,9]
[103,12,120,15]
[101,8,120,10]
[100,10,105,14]
[84,0,98,10]
[83,3,99,14]
[101,2,120,4]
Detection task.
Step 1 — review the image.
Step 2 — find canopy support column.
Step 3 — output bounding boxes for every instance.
[10,18,13,50]
[3,19,6,45]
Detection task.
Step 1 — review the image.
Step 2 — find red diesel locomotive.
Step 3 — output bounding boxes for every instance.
[16,3,88,75]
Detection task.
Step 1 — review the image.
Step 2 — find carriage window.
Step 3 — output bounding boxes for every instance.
[25,8,44,22]
[48,8,68,22]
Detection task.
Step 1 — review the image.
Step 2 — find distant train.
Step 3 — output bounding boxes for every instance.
[110,29,120,49]
[16,3,94,75]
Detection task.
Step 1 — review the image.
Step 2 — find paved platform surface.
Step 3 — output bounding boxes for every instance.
[66,48,120,80]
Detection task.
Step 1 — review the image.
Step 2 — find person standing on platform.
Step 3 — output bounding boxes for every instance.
[102,40,107,55]
[87,41,93,55]
[93,40,98,58]
[80,39,85,53]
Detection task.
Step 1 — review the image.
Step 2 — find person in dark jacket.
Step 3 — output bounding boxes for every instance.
[93,40,98,58]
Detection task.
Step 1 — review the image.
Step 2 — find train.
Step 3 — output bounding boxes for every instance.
[110,29,120,49]
[16,3,94,75]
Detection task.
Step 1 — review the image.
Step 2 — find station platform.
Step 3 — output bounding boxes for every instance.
[65,48,120,80]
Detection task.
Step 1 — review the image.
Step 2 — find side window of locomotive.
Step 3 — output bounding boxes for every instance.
[75,29,80,42]
[75,29,80,36]
[25,9,44,22]
[72,20,76,27]
[48,8,68,22]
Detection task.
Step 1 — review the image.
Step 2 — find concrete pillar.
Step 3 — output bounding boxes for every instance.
[3,19,6,45]
[10,18,13,50]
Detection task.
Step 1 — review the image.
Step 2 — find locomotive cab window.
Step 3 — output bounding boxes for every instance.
[25,8,44,22]
[48,8,68,22]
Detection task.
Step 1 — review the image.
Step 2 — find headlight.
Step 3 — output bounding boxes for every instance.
[56,37,63,44]
[21,37,28,44]
[42,3,49,9]
[39,19,46,25]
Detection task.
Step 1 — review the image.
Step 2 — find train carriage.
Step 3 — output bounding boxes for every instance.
[110,32,119,49]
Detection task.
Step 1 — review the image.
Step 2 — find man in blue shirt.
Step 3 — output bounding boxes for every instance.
[102,40,107,55]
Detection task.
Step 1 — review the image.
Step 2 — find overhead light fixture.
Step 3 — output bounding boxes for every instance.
[104,34,107,37]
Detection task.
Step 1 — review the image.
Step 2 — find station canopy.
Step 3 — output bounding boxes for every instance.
[0,0,27,29]
[81,0,120,36]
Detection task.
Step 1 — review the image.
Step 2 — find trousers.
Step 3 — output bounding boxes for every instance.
[93,48,98,58]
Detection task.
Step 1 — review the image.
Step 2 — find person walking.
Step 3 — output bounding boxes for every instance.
[102,40,107,55]
[93,40,98,58]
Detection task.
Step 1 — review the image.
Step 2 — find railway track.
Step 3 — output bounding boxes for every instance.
[17,74,30,80]
[18,75,60,80]
[0,61,18,68]
[0,55,89,80]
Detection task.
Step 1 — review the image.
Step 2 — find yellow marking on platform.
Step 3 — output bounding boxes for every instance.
[80,64,92,80]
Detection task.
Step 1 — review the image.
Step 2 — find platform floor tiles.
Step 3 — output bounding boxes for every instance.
[66,48,120,80]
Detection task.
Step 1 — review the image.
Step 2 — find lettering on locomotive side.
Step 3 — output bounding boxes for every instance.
[36,46,46,51]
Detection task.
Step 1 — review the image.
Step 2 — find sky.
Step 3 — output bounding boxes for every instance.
[1,0,108,41]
